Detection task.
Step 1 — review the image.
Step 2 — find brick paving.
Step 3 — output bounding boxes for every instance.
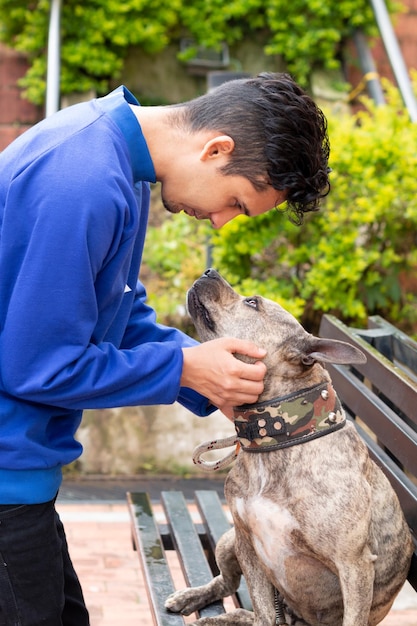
[57,501,417,626]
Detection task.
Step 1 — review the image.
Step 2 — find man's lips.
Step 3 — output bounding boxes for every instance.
[184,207,210,221]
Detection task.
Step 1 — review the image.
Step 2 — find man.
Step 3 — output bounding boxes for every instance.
[0,72,330,624]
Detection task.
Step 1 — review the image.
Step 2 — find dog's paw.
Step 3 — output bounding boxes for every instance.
[165,588,204,615]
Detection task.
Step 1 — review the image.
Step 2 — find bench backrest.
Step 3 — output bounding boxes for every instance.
[366,315,417,383]
[319,314,417,590]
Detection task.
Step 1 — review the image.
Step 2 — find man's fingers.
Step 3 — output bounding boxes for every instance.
[226,338,267,360]
[239,359,267,381]
[180,340,267,408]
[213,372,265,407]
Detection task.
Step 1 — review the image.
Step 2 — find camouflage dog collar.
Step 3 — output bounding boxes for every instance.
[233,381,345,452]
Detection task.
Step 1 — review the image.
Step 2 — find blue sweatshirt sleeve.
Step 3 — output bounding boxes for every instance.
[120,281,216,416]
[0,125,214,416]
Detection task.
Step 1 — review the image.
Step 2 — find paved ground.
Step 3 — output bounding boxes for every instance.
[57,477,417,626]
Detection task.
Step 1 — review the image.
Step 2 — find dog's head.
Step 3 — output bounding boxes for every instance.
[187,269,366,399]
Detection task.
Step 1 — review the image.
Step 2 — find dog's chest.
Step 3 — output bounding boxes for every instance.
[233,494,299,582]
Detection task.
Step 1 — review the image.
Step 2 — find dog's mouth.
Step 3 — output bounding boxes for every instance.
[187,287,216,333]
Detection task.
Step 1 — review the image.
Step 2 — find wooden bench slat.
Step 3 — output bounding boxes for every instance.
[161,491,225,619]
[353,421,417,534]
[127,492,184,626]
[320,315,417,428]
[367,316,417,381]
[194,490,229,547]
[341,417,417,591]
[195,490,253,611]
[327,363,417,477]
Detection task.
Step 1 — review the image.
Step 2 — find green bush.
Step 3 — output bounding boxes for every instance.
[142,209,211,337]
[144,78,417,337]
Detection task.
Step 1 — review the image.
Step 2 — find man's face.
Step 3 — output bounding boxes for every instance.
[161,170,285,229]
[158,131,286,228]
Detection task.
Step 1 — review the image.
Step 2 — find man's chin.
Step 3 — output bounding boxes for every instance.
[162,198,180,215]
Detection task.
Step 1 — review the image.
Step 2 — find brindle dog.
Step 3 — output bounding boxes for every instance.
[165,269,413,626]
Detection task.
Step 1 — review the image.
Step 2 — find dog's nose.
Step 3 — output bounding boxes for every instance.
[204,268,217,279]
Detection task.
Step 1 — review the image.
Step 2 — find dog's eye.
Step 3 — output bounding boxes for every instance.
[244,297,258,309]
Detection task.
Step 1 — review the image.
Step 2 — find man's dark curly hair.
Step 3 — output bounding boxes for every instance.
[179,72,330,225]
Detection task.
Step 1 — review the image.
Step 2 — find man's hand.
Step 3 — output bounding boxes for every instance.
[181,338,267,411]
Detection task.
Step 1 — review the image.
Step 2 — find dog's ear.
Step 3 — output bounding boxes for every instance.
[302,338,367,366]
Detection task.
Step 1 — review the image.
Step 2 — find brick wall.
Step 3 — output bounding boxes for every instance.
[0,43,42,151]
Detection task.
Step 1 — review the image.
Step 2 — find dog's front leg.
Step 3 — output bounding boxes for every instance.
[233,530,278,626]
[337,550,375,626]
[165,528,249,621]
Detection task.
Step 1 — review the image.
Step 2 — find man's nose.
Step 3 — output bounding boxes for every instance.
[210,209,239,229]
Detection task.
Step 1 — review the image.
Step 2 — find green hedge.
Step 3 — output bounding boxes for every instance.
[0,0,399,104]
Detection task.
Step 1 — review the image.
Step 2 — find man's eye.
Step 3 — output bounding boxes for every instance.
[244,297,258,309]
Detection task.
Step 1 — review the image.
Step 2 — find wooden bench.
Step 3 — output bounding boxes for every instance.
[354,314,417,383]
[127,314,417,624]
[127,489,249,625]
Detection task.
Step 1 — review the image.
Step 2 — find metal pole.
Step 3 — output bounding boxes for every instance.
[369,0,417,122]
[45,0,62,117]
[352,30,385,105]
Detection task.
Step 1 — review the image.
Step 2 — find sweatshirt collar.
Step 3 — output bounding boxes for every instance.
[98,85,156,184]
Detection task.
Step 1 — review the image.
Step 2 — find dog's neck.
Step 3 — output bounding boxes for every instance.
[233,381,345,452]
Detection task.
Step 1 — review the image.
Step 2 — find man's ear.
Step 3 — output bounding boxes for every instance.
[200,135,235,161]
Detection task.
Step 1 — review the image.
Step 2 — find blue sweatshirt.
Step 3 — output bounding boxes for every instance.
[0,86,213,504]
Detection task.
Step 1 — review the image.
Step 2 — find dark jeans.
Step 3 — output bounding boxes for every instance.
[0,498,89,626]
